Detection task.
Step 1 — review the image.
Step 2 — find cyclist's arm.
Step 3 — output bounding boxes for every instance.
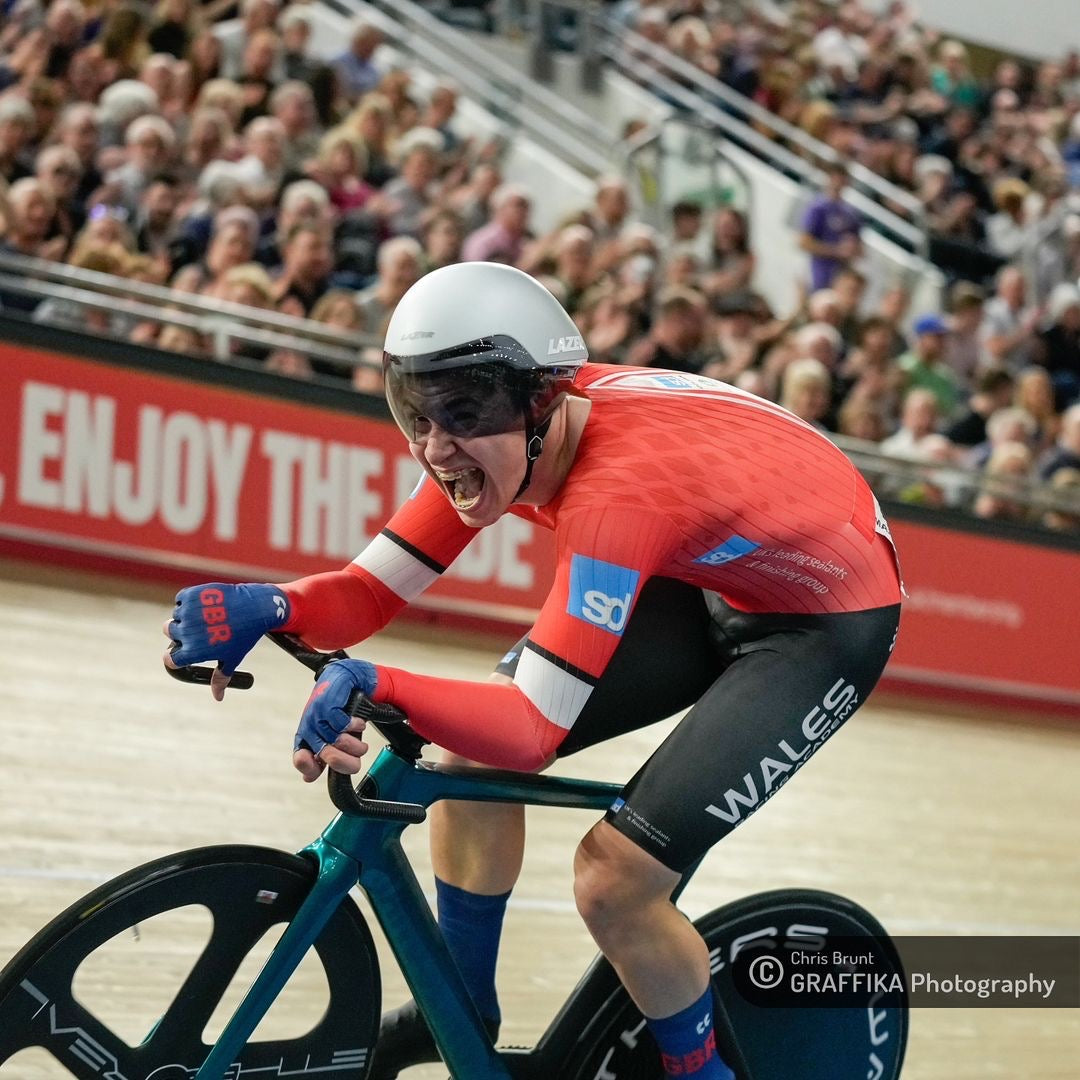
[369,507,679,771]
[280,476,477,650]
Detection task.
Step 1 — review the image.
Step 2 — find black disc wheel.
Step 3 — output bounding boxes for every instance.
[0,845,380,1078]
[561,889,907,1080]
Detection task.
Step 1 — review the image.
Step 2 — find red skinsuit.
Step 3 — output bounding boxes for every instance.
[283,365,903,770]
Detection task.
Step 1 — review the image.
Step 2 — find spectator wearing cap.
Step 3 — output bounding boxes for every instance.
[945,368,1016,448]
[334,20,384,103]
[898,314,963,418]
[799,160,862,291]
[461,183,532,265]
[626,286,708,374]
[980,266,1038,374]
[1035,283,1080,407]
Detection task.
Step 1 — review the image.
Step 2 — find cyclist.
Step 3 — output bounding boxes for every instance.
[166,261,903,1080]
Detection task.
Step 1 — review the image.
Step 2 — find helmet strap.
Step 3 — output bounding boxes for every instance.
[514,413,552,500]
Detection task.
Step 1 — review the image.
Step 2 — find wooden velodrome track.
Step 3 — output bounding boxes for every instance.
[0,560,1077,1078]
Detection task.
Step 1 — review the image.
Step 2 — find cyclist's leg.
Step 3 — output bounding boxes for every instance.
[429,574,719,896]
[430,675,526,897]
[573,601,900,1077]
[372,580,720,1075]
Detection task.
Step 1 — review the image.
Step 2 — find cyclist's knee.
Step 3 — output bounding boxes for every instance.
[573,822,676,933]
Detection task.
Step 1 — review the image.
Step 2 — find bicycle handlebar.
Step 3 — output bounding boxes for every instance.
[165,632,428,824]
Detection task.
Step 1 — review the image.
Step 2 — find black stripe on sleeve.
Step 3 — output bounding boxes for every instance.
[523,640,599,687]
[382,528,447,575]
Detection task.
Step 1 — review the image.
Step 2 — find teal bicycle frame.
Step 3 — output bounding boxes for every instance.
[195,747,623,1080]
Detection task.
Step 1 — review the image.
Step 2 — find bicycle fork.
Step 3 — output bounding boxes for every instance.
[193,844,362,1079]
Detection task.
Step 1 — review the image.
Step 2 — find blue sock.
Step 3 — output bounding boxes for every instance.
[645,985,735,1078]
[434,877,510,1023]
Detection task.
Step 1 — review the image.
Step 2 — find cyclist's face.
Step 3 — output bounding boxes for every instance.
[409,422,525,527]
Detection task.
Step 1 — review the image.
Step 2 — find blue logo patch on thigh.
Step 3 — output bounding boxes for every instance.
[567,554,640,635]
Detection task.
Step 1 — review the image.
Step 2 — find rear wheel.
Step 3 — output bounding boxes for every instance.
[0,845,380,1079]
[561,889,907,1080]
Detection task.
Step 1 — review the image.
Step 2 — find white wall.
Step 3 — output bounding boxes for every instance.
[864,0,1079,59]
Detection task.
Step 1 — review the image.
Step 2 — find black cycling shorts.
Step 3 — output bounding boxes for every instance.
[495,577,900,872]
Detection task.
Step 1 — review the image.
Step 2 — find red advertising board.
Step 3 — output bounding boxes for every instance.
[883,517,1080,710]
[0,343,554,623]
[1,342,1078,713]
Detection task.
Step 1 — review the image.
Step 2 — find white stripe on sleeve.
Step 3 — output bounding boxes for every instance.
[514,648,594,731]
[352,532,441,601]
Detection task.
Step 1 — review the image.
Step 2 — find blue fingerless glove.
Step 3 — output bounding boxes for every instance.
[168,582,291,674]
[294,659,378,756]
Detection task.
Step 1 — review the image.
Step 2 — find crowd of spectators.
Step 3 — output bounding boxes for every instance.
[617,0,1080,294]
[0,0,1077,532]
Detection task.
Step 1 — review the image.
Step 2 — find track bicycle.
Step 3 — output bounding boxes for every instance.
[0,633,909,1079]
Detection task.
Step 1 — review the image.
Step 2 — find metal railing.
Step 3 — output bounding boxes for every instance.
[833,434,1080,525]
[325,0,616,176]
[592,20,930,257]
[0,250,382,371]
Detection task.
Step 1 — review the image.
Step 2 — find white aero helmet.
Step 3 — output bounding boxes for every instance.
[382,262,588,495]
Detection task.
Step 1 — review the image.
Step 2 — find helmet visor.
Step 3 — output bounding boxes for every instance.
[384,361,530,441]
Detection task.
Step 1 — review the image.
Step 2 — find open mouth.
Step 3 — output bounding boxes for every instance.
[435,467,485,511]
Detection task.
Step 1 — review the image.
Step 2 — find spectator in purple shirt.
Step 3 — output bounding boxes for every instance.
[461,183,532,265]
[799,161,862,291]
